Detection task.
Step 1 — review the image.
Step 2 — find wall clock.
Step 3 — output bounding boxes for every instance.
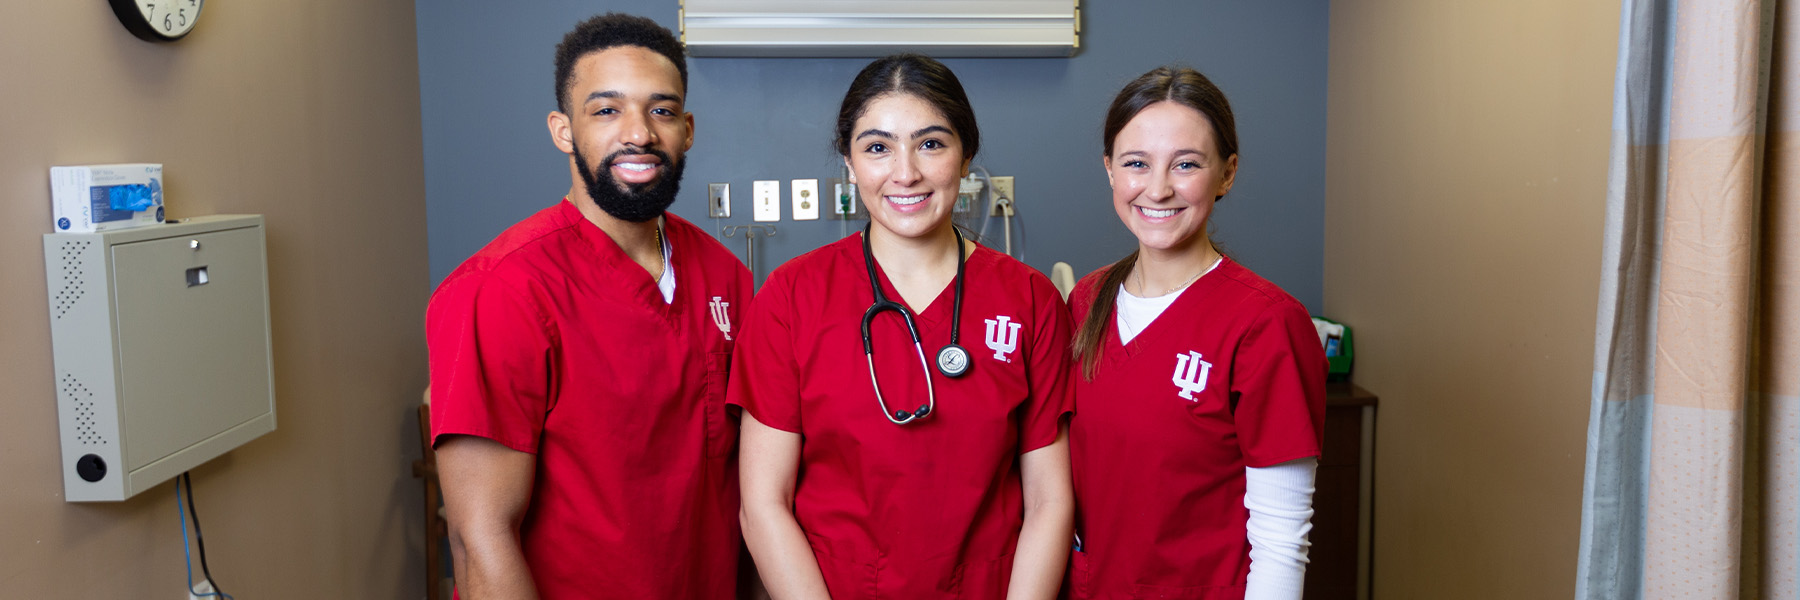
[109,0,204,42]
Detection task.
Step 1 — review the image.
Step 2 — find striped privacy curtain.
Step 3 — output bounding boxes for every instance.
[1577,0,1799,598]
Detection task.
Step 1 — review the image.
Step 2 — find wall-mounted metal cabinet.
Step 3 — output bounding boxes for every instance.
[45,215,275,502]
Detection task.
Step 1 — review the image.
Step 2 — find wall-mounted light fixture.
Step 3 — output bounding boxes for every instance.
[681,0,1080,58]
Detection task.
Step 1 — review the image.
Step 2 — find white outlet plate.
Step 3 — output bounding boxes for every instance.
[753,180,780,222]
[707,183,730,218]
[791,179,820,220]
[989,176,1015,217]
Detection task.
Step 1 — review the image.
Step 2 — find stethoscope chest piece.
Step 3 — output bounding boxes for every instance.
[936,344,970,378]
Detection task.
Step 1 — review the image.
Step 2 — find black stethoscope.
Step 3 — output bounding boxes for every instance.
[861,223,969,425]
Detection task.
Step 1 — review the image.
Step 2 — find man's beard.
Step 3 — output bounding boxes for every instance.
[573,145,685,223]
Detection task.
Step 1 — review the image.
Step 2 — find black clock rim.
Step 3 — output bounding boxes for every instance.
[108,0,196,43]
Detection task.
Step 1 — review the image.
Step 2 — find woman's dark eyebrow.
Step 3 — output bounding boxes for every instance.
[854,128,896,142]
[910,125,953,139]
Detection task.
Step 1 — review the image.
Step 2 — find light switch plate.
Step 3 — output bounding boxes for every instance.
[791,179,820,221]
[753,180,780,222]
[707,183,730,218]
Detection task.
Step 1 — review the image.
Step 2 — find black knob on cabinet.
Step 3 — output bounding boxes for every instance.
[76,454,106,482]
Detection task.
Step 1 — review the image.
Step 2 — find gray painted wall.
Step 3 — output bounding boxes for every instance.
[417,1,1327,312]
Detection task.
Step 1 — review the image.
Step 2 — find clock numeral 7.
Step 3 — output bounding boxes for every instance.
[145,3,154,22]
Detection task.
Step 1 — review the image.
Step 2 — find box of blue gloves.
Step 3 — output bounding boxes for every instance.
[50,164,166,233]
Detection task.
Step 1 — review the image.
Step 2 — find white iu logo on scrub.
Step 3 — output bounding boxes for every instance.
[985,315,1022,362]
[709,296,733,341]
[1172,350,1213,401]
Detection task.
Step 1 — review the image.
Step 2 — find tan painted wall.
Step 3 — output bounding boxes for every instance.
[1325,1,1618,597]
[0,2,429,598]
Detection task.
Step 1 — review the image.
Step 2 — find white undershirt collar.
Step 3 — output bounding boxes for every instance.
[1114,256,1222,344]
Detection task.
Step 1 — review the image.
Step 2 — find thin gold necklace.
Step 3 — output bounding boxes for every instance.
[1136,253,1217,297]
[565,196,666,279]
[653,219,666,279]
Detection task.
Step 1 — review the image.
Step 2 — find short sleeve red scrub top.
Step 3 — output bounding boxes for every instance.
[1065,258,1326,600]
[728,234,1074,599]
[427,200,752,599]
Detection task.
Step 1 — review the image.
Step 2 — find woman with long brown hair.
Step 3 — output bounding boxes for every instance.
[1065,67,1326,600]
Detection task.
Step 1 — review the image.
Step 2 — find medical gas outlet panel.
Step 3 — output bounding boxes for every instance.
[45,215,276,502]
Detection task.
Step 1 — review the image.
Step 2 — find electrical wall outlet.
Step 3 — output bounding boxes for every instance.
[187,579,216,600]
[752,180,780,222]
[988,176,1015,217]
[791,179,820,220]
[707,183,730,218]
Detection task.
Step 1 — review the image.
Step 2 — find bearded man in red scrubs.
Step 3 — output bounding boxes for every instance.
[425,13,752,599]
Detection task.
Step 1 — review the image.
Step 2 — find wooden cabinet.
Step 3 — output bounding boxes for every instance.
[1305,383,1377,600]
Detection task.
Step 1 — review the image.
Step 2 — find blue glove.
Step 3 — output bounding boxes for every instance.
[108,184,157,212]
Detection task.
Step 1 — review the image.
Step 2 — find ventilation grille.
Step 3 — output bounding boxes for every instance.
[60,374,105,446]
[53,240,91,320]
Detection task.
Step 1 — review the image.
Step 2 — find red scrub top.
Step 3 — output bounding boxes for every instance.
[427,200,751,599]
[728,234,1074,599]
[1065,258,1325,600]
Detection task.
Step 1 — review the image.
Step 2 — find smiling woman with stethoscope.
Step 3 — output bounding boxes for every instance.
[730,54,1075,600]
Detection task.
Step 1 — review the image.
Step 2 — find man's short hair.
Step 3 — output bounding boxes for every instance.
[554,13,689,113]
